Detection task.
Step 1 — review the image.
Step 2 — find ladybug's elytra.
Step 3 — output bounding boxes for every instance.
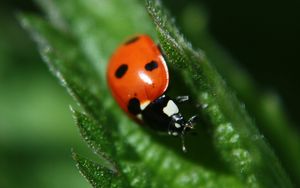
[107,34,196,151]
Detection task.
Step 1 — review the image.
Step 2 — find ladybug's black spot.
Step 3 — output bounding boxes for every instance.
[115,64,128,78]
[125,36,139,45]
[145,61,158,71]
[128,98,141,115]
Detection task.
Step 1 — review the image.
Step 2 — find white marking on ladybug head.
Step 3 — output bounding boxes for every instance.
[175,123,181,128]
[140,100,150,110]
[163,100,179,117]
[136,114,143,120]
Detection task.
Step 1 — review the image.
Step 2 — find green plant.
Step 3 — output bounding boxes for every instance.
[20,0,299,187]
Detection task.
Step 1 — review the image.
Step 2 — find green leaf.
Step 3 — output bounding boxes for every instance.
[182,6,300,186]
[72,151,125,188]
[146,0,293,187]
[20,0,297,187]
[71,109,117,165]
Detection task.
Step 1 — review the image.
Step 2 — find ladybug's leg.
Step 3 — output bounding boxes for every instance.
[180,115,197,152]
[167,120,173,135]
[186,115,197,128]
[175,95,189,103]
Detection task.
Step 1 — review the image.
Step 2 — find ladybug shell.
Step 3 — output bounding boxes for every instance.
[107,35,169,118]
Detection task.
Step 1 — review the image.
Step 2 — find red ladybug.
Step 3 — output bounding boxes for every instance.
[107,35,196,151]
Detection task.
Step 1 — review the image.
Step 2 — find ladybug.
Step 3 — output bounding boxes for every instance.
[107,34,196,151]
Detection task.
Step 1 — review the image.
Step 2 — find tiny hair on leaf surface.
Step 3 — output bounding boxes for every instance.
[146,0,293,187]
[180,4,300,186]
[72,151,123,188]
[19,0,297,187]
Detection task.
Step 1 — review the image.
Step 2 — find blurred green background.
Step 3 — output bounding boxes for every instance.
[0,0,299,188]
